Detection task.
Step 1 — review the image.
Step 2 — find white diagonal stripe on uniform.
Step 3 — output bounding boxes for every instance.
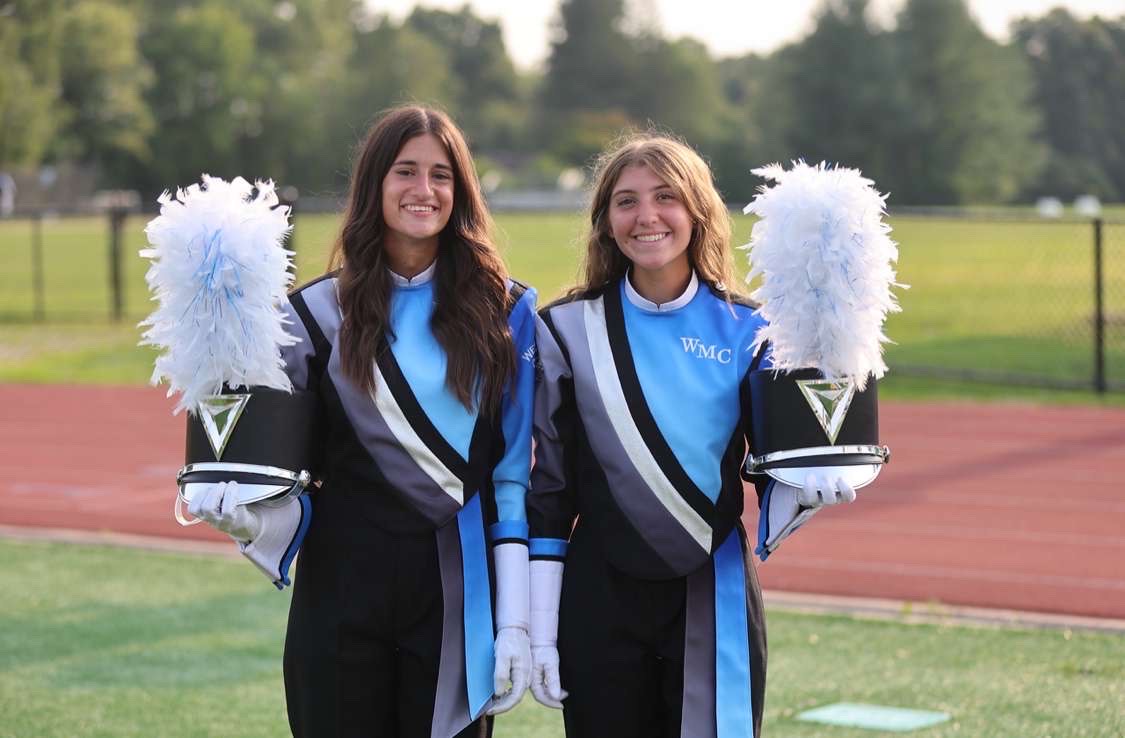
[372,362,464,506]
[583,297,711,553]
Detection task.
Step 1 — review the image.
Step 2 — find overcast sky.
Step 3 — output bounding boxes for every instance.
[367,0,1124,70]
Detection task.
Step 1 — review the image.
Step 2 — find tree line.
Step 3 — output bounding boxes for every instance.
[2,0,1124,205]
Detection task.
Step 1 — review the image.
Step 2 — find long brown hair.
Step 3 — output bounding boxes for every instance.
[577,133,740,298]
[327,105,514,415]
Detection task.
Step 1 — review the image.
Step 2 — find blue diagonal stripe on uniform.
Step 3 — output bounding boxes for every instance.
[459,494,494,718]
[714,530,753,738]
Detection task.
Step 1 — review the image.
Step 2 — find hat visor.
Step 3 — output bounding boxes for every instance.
[764,463,882,491]
[179,480,294,508]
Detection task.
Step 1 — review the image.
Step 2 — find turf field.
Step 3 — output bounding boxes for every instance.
[0,539,1121,737]
[0,211,1123,402]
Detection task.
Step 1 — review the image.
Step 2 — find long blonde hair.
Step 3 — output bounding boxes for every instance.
[576,133,740,298]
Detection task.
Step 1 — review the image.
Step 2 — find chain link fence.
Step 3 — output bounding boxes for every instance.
[1101,221,1125,391]
[0,209,1122,392]
[0,211,147,323]
[883,214,1124,392]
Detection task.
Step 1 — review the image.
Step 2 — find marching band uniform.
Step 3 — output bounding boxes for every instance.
[529,271,771,738]
[278,262,537,738]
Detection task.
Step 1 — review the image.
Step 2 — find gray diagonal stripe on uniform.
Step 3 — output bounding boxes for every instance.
[583,296,712,553]
[371,361,464,505]
[301,278,463,526]
[432,522,473,738]
[683,562,718,738]
[547,301,708,575]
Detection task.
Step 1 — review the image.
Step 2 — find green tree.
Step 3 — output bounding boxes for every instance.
[55,1,153,182]
[890,0,1044,203]
[0,0,64,169]
[290,14,457,193]
[223,0,356,193]
[406,6,525,150]
[762,0,905,187]
[124,0,359,194]
[627,36,727,146]
[541,0,636,114]
[1014,10,1125,200]
[710,53,775,203]
[536,0,639,163]
[135,4,258,190]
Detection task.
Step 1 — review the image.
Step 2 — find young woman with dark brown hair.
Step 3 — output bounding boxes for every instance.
[190,105,537,737]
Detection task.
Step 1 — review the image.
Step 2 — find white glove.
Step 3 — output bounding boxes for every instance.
[757,471,856,560]
[489,626,531,714]
[530,645,566,709]
[797,471,856,507]
[187,480,310,588]
[529,559,567,709]
[187,481,260,543]
[488,542,531,715]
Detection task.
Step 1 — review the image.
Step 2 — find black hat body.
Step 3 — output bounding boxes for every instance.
[745,369,889,488]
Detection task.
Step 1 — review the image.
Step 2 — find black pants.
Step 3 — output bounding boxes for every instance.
[283,493,492,738]
[558,522,765,738]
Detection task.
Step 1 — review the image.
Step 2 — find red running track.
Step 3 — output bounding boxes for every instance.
[1,384,1123,619]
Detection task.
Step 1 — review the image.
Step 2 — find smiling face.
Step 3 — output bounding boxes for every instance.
[607,163,693,288]
[380,133,455,264]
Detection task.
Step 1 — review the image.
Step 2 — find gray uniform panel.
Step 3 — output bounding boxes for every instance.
[549,300,710,573]
[432,521,473,737]
[299,277,464,527]
[280,300,314,390]
[682,562,719,738]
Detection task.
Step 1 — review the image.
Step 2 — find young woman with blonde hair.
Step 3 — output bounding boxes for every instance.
[525,133,856,737]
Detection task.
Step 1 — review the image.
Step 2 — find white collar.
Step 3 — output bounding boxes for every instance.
[389,259,437,287]
[624,270,699,313]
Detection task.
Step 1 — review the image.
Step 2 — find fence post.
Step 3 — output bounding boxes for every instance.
[108,207,127,321]
[31,211,45,321]
[1093,218,1106,394]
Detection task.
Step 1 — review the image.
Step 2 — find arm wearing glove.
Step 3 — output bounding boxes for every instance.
[528,546,567,709]
[187,481,311,589]
[524,310,576,710]
[755,471,856,561]
[487,285,538,716]
[488,532,532,715]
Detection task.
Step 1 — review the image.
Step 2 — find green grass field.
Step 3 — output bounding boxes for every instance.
[1,539,1121,737]
[1,211,1123,403]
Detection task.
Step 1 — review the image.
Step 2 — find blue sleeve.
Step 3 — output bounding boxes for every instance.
[491,285,537,532]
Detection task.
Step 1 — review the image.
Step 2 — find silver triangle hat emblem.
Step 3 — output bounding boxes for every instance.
[197,393,251,460]
[796,378,856,445]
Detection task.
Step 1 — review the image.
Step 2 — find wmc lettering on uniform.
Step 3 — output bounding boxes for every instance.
[679,337,733,364]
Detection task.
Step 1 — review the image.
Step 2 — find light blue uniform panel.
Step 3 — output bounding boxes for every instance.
[389,279,536,527]
[389,281,478,459]
[621,282,765,502]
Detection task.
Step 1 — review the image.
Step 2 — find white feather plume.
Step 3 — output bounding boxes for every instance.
[139,175,298,414]
[742,161,904,390]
